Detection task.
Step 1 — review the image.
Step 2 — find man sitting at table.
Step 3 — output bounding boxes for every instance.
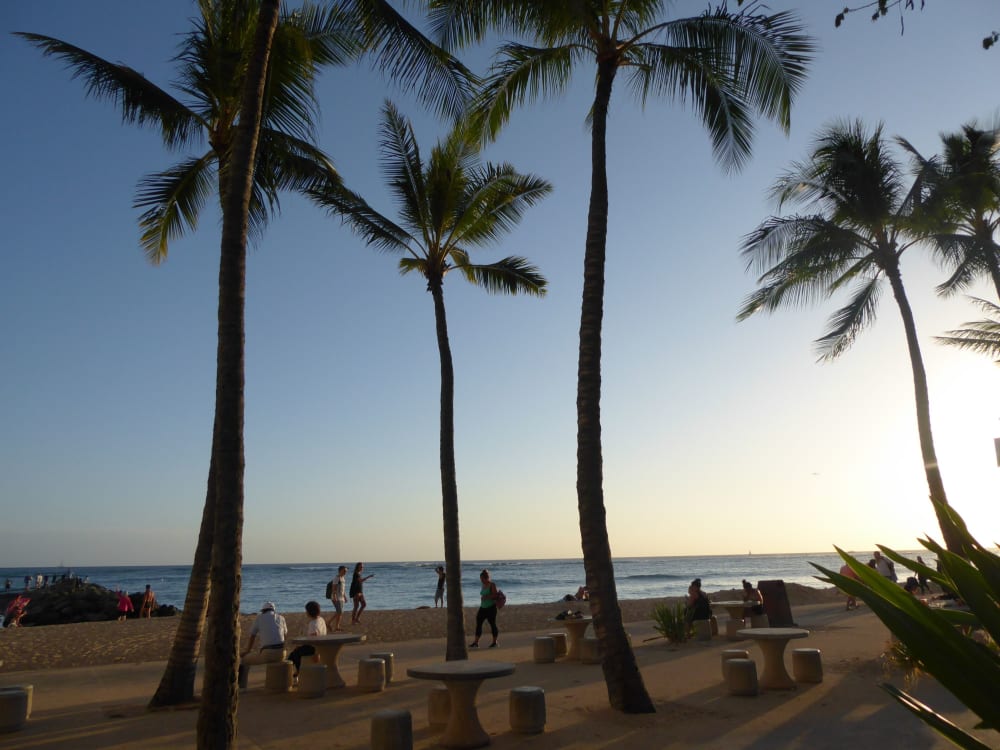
[238,601,287,689]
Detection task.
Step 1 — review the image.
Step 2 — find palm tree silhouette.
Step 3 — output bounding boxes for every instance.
[739,119,962,553]
[428,0,813,711]
[310,100,550,660]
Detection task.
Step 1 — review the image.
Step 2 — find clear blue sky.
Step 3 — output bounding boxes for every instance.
[2,2,998,566]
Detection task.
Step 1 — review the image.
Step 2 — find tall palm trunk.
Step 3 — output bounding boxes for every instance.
[196,2,279,747]
[149,451,215,707]
[430,275,468,660]
[577,58,653,714]
[885,262,963,553]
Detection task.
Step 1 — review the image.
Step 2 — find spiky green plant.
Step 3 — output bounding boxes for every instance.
[814,500,999,749]
[651,601,691,644]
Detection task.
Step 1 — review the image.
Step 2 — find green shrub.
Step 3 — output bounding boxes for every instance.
[651,601,691,643]
[814,500,999,749]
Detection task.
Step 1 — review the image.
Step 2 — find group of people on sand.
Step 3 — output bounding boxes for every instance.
[115,584,156,621]
[237,567,505,687]
[684,577,765,625]
[326,562,375,630]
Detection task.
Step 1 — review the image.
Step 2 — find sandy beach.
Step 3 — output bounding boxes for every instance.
[0,586,995,749]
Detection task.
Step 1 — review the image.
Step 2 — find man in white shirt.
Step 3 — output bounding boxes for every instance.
[873,551,896,581]
[238,601,288,689]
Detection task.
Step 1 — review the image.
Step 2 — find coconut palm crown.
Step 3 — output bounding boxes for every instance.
[309,100,550,661]
[738,119,962,553]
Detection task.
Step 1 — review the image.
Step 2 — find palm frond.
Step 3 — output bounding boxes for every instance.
[341,0,476,119]
[308,181,414,254]
[14,32,200,148]
[135,154,216,263]
[472,42,579,142]
[936,297,1000,360]
[455,255,548,295]
[449,165,553,247]
[255,127,342,196]
[378,100,432,243]
[814,277,882,361]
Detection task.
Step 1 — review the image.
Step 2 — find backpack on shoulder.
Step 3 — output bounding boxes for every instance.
[325,579,334,599]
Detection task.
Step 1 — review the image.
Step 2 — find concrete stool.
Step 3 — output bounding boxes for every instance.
[0,687,30,733]
[750,613,769,628]
[533,636,557,664]
[265,661,293,692]
[579,637,602,664]
[371,708,413,750]
[721,649,750,680]
[371,651,395,684]
[710,615,719,636]
[725,619,745,640]
[509,686,546,734]
[427,684,450,729]
[358,658,386,692]
[547,632,568,657]
[298,663,326,698]
[693,619,712,642]
[727,658,759,696]
[792,648,823,683]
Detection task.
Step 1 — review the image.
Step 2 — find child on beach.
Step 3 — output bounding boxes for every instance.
[116,589,133,621]
[327,566,348,631]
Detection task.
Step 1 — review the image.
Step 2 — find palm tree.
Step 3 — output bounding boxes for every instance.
[16,0,354,707]
[738,119,963,554]
[914,123,1000,300]
[16,0,475,708]
[309,101,550,660]
[196,1,280,744]
[427,0,813,712]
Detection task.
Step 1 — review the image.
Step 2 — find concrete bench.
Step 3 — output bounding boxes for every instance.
[579,637,602,664]
[370,651,395,684]
[721,649,750,680]
[546,632,568,657]
[0,686,32,733]
[532,636,557,664]
[727,658,759,696]
[792,648,823,683]
[427,684,450,729]
[265,661,293,692]
[371,708,412,750]
[298,663,326,698]
[358,657,386,692]
[509,686,546,734]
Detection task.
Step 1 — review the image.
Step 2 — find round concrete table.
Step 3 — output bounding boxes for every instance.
[408,660,515,749]
[737,627,809,689]
[556,616,592,660]
[290,633,365,688]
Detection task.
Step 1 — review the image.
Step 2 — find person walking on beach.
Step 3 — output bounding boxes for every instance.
[287,600,326,684]
[916,555,930,593]
[434,565,446,608]
[469,569,500,648]
[327,565,348,631]
[116,589,134,621]
[139,584,156,618]
[349,562,374,624]
[239,602,287,689]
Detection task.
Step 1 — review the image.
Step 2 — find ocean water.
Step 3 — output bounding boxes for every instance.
[1,551,921,615]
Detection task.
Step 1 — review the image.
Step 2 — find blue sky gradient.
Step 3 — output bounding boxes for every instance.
[2,2,999,566]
